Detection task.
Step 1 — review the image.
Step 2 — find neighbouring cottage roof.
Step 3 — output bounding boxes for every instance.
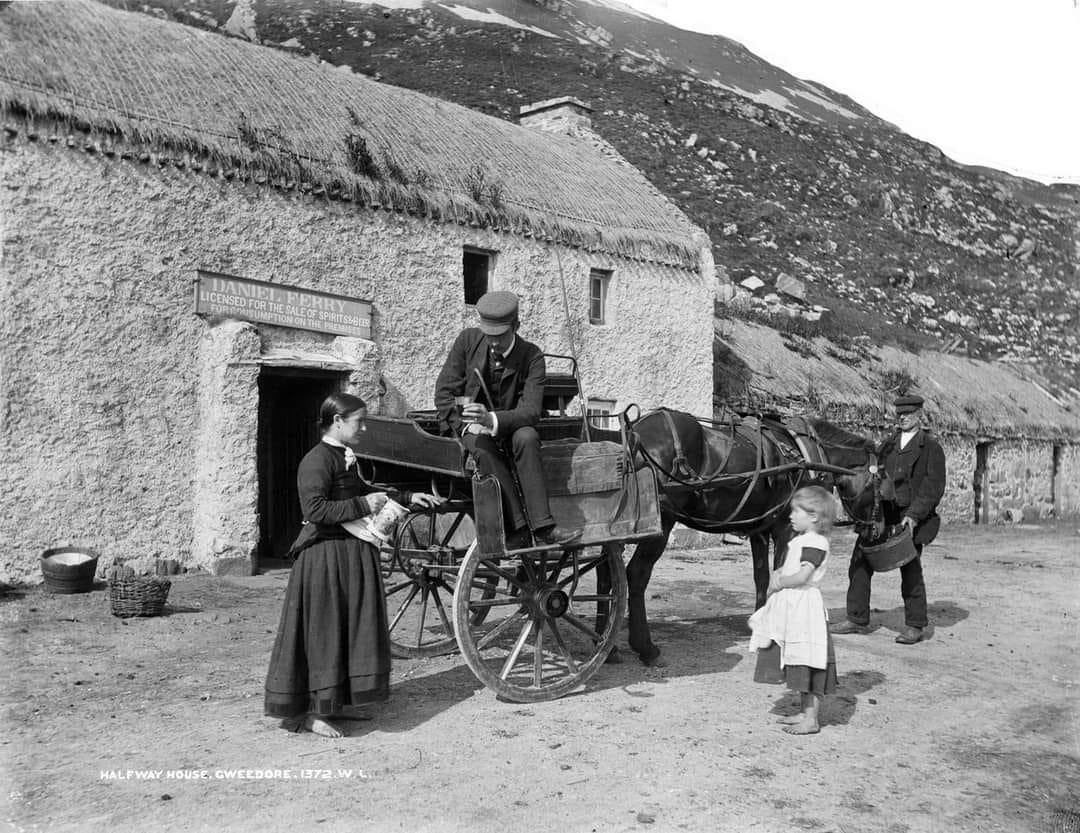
[0,0,706,269]
[717,321,1080,441]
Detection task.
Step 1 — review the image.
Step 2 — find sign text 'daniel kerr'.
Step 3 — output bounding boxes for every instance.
[194,271,372,339]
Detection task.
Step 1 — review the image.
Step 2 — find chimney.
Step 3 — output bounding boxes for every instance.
[518,96,593,135]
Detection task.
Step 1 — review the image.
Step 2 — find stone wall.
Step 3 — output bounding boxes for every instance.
[937,435,1080,524]
[1054,443,1080,519]
[938,435,975,524]
[0,141,714,581]
[982,438,1057,523]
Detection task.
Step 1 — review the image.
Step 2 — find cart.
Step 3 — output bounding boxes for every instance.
[350,359,661,702]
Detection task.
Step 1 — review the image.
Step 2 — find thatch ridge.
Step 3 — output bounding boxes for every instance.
[0,0,705,269]
[717,321,1080,441]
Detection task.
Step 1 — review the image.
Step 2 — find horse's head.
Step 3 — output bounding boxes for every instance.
[808,419,890,539]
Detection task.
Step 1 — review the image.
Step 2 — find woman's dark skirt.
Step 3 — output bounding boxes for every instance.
[753,634,838,697]
[264,537,390,727]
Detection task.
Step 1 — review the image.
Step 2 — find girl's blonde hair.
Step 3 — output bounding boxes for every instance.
[791,485,836,533]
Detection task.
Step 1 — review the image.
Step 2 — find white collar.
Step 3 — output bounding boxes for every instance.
[492,336,516,359]
[322,435,345,448]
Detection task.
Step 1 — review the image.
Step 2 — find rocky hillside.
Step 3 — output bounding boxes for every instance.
[113,0,1080,395]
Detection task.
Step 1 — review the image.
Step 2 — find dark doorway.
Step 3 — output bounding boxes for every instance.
[257,368,344,568]
[1051,444,1062,517]
[973,441,992,524]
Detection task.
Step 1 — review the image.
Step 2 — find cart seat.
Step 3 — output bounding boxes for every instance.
[542,353,579,416]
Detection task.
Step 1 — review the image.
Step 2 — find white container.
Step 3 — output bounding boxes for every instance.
[342,498,409,546]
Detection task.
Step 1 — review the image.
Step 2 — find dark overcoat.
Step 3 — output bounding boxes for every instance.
[879,428,947,545]
[434,327,546,437]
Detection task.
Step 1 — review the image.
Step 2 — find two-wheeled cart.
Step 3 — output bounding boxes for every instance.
[351,363,661,702]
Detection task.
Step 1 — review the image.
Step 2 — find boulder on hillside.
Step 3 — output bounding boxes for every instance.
[223,0,258,41]
[776,273,806,301]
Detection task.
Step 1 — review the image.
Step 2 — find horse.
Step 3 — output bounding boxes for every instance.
[597,409,877,667]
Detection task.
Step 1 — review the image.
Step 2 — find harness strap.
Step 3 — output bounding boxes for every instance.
[660,407,698,481]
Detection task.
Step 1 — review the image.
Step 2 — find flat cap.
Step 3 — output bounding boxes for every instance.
[476,291,519,335]
[893,394,925,413]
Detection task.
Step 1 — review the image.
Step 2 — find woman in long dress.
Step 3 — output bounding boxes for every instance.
[264,393,440,737]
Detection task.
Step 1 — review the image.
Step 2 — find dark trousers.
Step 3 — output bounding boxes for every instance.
[462,425,553,532]
[845,543,928,629]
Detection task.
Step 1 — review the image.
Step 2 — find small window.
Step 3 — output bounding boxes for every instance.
[586,398,617,430]
[589,269,611,325]
[463,247,495,305]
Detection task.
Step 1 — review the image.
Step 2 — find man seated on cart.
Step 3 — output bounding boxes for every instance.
[434,291,579,549]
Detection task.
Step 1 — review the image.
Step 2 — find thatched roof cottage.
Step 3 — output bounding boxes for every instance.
[0,0,717,580]
[715,319,1080,524]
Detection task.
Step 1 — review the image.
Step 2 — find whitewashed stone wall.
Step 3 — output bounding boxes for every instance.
[982,439,1057,523]
[1055,443,1080,519]
[937,435,1080,524]
[0,142,714,581]
[938,435,975,524]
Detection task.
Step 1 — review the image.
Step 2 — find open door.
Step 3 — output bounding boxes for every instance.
[257,368,344,569]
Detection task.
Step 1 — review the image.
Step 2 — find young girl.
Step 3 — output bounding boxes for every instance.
[748,485,838,735]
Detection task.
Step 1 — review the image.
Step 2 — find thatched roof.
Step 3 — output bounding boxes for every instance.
[0,0,705,269]
[717,320,1080,441]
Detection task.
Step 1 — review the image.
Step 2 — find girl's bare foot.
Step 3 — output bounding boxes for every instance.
[782,719,820,735]
[302,715,344,738]
[777,714,804,725]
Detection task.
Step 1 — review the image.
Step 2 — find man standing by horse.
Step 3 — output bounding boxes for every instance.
[830,394,947,645]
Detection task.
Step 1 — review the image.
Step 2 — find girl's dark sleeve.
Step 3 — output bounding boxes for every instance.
[297,451,372,524]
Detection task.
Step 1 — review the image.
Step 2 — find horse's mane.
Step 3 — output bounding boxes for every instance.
[809,418,874,453]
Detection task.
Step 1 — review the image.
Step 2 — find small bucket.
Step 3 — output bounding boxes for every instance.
[354,498,409,545]
[41,547,100,594]
[862,525,918,572]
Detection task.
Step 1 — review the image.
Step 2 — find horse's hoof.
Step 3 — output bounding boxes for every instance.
[605,646,624,664]
[640,649,667,668]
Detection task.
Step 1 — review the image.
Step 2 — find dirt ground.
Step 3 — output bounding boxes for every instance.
[2,524,1078,833]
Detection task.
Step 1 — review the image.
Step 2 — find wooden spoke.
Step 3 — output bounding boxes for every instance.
[500,619,536,681]
[454,544,626,702]
[385,509,477,658]
[534,620,545,687]
[545,619,579,674]
[562,611,602,643]
[388,583,421,633]
[476,608,529,650]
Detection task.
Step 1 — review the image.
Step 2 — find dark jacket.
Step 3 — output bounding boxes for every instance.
[434,328,546,437]
[879,428,947,545]
[287,442,411,557]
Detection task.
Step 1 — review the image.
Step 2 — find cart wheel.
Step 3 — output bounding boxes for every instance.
[452,543,627,702]
[383,509,494,658]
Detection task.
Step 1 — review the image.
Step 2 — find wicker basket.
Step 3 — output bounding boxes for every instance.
[108,575,171,618]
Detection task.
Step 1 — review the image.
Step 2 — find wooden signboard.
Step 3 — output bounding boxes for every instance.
[194,270,372,339]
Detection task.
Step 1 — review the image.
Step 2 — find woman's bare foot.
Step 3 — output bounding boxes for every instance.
[302,714,344,738]
[782,719,820,735]
[777,714,804,725]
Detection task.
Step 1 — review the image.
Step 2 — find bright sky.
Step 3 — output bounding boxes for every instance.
[619,0,1080,184]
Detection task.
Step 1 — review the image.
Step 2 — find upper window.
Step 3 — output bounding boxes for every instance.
[589,268,611,325]
[586,397,617,430]
[463,247,495,306]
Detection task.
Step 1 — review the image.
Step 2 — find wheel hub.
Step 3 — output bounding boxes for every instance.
[537,587,569,618]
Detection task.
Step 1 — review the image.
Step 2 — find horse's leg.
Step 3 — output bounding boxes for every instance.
[752,516,793,609]
[626,528,672,667]
[597,543,624,664]
[750,533,770,610]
